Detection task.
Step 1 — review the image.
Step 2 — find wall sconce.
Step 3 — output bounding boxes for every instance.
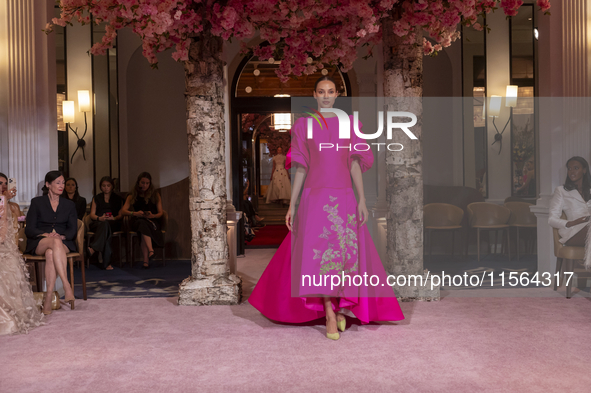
[62,90,91,163]
[488,86,517,155]
[272,113,292,132]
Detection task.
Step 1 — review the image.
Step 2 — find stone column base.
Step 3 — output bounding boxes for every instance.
[178,274,242,305]
[392,275,441,302]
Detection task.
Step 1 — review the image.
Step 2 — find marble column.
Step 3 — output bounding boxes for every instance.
[0,0,57,204]
[533,0,591,274]
[369,45,389,261]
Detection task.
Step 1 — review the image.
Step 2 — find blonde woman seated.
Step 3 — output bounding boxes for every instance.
[121,172,163,269]
[549,156,591,268]
[0,173,43,334]
[266,146,291,207]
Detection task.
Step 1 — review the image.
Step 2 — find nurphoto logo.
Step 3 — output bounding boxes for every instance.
[306,108,418,152]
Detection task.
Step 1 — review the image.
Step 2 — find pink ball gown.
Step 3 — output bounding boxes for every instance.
[249,115,404,324]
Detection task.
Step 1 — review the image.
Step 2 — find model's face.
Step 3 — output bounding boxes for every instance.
[139,178,150,192]
[313,81,338,110]
[568,160,586,183]
[48,176,65,196]
[0,177,7,194]
[277,147,283,155]
[101,182,113,195]
[65,180,77,195]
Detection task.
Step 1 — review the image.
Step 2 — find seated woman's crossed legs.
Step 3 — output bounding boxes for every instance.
[35,237,75,313]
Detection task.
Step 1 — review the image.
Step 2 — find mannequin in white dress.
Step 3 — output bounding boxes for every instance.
[266,147,291,206]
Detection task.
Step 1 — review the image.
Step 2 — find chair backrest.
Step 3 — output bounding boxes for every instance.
[467,202,511,226]
[423,203,464,227]
[75,219,84,253]
[17,226,26,254]
[161,210,168,232]
[83,214,93,232]
[504,201,536,226]
[553,212,568,257]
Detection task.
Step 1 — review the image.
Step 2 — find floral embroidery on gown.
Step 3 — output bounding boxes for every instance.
[265,154,291,204]
[249,115,404,324]
[0,203,43,335]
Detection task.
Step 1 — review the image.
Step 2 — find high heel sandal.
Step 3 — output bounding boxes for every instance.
[326,318,340,340]
[42,295,53,315]
[65,295,75,310]
[148,250,155,261]
[337,317,346,332]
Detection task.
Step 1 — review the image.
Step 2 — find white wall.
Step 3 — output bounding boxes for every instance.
[121,37,188,191]
[66,22,94,198]
[485,10,513,203]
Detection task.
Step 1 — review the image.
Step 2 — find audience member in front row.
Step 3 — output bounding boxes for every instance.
[62,177,87,220]
[25,171,77,315]
[87,176,123,270]
[0,173,23,244]
[121,172,163,269]
[549,156,591,268]
[0,180,43,335]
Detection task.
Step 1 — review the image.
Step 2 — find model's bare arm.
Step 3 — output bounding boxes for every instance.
[285,166,306,231]
[350,160,368,226]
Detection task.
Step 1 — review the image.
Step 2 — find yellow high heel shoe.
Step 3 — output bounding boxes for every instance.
[326,318,340,340]
[337,318,346,332]
[326,332,340,340]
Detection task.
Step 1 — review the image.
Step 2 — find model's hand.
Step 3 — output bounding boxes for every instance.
[145,211,154,219]
[4,187,16,201]
[99,214,107,222]
[285,207,293,231]
[358,200,369,226]
[567,216,590,227]
[134,211,145,217]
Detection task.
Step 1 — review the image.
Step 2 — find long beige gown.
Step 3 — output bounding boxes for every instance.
[266,154,291,204]
[0,202,43,335]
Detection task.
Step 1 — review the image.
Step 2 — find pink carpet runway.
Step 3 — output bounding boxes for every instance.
[1,296,590,392]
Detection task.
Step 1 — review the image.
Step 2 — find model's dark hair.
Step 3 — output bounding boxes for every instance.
[42,170,64,195]
[0,172,7,182]
[314,75,338,91]
[564,156,591,202]
[60,177,81,201]
[130,172,157,205]
[99,176,115,191]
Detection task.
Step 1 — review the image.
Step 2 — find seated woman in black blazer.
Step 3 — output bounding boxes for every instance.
[61,177,87,220]
[87,176,123,270]
[25,171,77,314]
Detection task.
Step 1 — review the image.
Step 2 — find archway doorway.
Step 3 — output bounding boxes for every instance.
[230,56,351,253]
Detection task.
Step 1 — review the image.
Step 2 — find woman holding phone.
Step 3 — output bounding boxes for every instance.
[121,172,163,269]
[0,173,43,334]
[88,176,123,270]
[0,173,21,241]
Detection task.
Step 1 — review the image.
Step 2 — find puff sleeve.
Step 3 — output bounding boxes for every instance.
[548,186,569,229]
[286,117,309,171]
[348,118,374,173]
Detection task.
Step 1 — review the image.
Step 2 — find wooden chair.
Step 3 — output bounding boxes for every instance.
[467,202,512,262]
[423,203,464,261]
[127,210,168,267]
[552,212,590,298]
[83,214,126,268]
[18,219,87,301]
[504,202,537,261]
